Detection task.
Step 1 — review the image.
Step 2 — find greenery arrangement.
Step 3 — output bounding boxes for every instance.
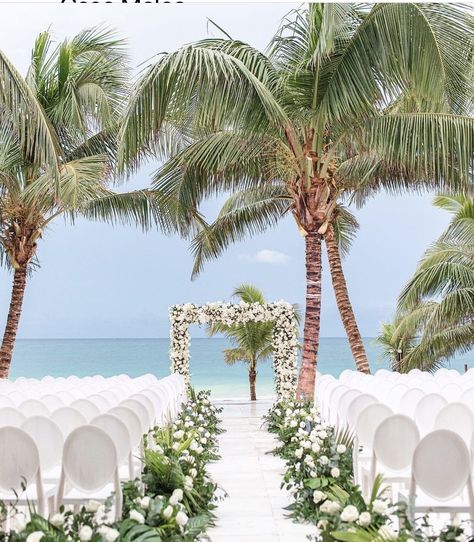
[265,400,472,542]
[0,389,223,542]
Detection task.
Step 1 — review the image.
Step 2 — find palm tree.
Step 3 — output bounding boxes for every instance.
[207,284,275,401]
[379,194,474,372]
[120,4,474,398]
[0,28,164,378]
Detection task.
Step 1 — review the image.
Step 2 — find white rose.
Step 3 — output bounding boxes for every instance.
[169,488,184,505]
[378,525,397,541]
[175,511,188,526]
[79,526,93,542]
[162,505,173,519]
[290,420,297,428]
[337,444,347,454]
[358,512,371,526]
[317,520,328,529]
[319,455,329,465]
[340,505,359,523]
[372,500,388,514]
[98,526,120,542]
[295,448,304,459]
[129,510,145,524]
[139,496,151,510]
[319,430,327,439]
[50,513,65,527]
[27,533,44,542]
[313,490,326,504]
[320,500,340,515]
[331,467,340,478]
[311,442,321,453]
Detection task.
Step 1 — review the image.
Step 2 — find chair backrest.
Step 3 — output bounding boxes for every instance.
[51,407,88,437]
[108,406,142,448]
[91,414,131,464]
[414,393,447,435]
[0,407,26,427]
[120,399,150,433]
[140,389,165,424]
[19,399,50,418]
[40,395,64,412]
[0,395,14,409]
[327,384,349,425]
[434,402,474,444]
[356,403,393,448]
[412,429,471,501]
[346,394,378,429]
[0,427,40,491]
[21,416,63,472]
[386,384,410,410]
[87,394,112,413]
[373,414,420,470]
[441,383,462,402]
[398,388,425,417]
[460,388,474,412]
[70,399,101,422]
[62,426,118,492]
[130,394,155,426]
[337,389,360,427]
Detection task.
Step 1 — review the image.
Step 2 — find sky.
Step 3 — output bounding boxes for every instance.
[0,2,451,339]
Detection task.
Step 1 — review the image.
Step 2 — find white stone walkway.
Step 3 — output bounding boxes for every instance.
[206,400,314,542]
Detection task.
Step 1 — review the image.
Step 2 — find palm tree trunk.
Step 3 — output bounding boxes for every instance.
[249,364,257,401]
[0,265,28,379]
[297,230,322,400]
[324,226,370,374]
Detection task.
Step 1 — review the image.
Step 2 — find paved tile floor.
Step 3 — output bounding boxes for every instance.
[206,400,314,542]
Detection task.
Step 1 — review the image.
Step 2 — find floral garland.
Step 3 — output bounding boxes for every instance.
[169,301,299,398]
[1,390,223,542]
[265,400,471,542]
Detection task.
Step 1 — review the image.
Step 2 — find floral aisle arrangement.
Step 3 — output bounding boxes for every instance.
[169,301,299,398]
[0,390,223,542]
[265,400,472,542]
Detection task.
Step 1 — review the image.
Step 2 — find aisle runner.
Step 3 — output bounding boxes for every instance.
[207,400,313,542]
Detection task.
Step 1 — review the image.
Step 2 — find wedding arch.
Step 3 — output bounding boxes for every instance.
[169,301,299,398]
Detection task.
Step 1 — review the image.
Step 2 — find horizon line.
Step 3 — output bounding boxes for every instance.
[15,336,378,340]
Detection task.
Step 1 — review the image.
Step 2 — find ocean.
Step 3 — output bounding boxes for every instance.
[9,338,474,398]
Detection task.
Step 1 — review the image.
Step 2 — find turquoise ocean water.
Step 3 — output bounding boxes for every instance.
[9,338,474,398]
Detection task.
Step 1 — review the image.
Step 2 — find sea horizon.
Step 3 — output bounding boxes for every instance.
[8,337,474,398]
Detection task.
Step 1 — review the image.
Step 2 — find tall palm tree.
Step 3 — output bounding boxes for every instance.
[120,4,474,398]
[379,194,474,372]
[207,284,274,401]
[0,28,164,378]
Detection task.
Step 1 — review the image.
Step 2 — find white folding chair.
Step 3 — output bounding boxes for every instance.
[0,407,26,427]
[414,393,447,436]
[57,426,122,519]
[347,393,378,429]
[21,416,63,481]
[0,427,55,516]
[92,414,133,480]
[108,406,142,478]
[70,399,101,422]
[398,388,425,417]
[337,389,360,428]
[51,407,88,438]
[130,394,155,427]
[435,402,474,445]
[407,429,474,521]
[364,414,419,497]
[120,399,151,433]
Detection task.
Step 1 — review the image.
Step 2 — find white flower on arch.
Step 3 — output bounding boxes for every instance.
[169,301,299,398]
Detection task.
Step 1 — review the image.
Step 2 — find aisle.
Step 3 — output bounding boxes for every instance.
[207,400,314,542]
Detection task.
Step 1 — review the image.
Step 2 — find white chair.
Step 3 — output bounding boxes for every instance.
[337,389,360,428]
[0,407,26,427]
[141,389,166,426]
[434,402,474,445]
[7,391,26,406]
[346,393,378,429]
[414,393,447,435]
[21,416,63,481]
[0,395,14,409]
[19,400,51,418]
[51,407,88,438]
[386,384,409,410]
[92,414,133,480]
[442,383,462,402]
[398,388,425,417]
[460,388,474,412]
[0,427,55,516]
[365,414,420,496]
[41,395,65,412]
[120,399,151,433]
[57,426,122,519]
[108,406,143,478]
[87,395,111,413]
[407,429,474,520]
[130,394,155,426]
[70,399,101,422]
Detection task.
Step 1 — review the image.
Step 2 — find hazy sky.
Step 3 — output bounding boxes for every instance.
[0,3,450,339]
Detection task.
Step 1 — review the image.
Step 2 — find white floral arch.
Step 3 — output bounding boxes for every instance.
[169,301,299,398]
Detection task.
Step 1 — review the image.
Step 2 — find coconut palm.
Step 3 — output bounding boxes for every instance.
[380,194,474,372]
[120,4,474,397]
[0,28,165,378]
[207,284,276,401]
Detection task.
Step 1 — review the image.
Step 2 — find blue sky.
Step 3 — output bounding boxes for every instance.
[0,3,451,339]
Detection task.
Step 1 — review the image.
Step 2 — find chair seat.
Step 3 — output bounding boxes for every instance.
[0,483,56,503]
[61,483,116,504]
